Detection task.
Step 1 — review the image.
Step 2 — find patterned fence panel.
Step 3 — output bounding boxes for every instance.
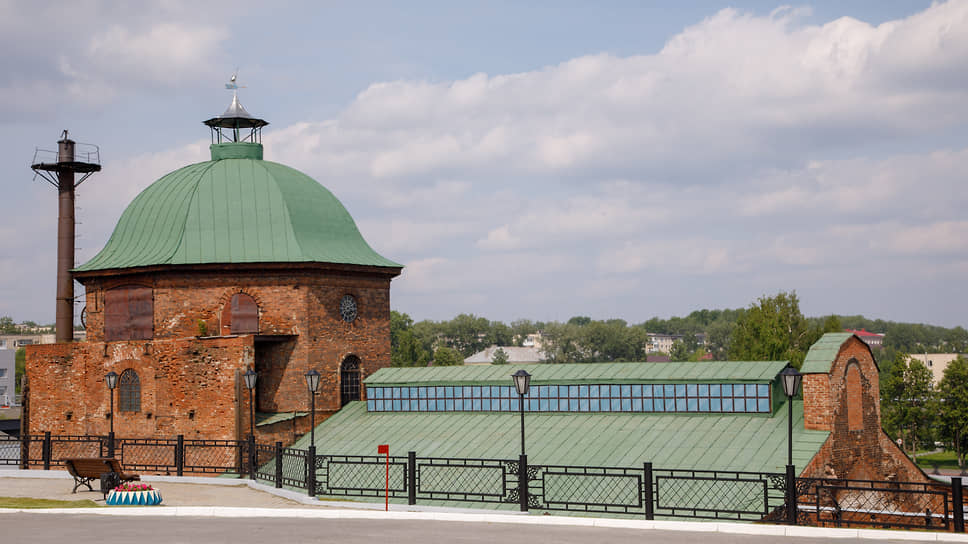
[0,435,20,465]
[118,438,177,472]
[252,443,277,485]
[530,464,644,514]
[280,447,308,489]
[652,469,786,521]
[315,454,408,499]
[183,440,245,474]
[48,435,104,466]
[795,477,953,531]
[416,457,516,504]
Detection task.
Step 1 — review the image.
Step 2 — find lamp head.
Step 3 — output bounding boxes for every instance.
[511,369,532,396]
[779,366,803,398]
[243,368,257,390]
[105,371,118,390]
[305,369,321,393]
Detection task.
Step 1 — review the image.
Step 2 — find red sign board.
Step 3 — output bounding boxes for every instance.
[377,444,389,454]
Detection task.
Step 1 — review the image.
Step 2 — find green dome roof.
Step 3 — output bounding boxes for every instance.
[75,143,401,272]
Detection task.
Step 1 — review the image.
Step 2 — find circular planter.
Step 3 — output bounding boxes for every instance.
[106,489,163,506]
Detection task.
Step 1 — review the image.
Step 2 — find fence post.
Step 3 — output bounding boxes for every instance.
[20,433,29,469]
[306,445,316,497]
[786,464,797,525]
[107,431,115,459]
[953,477,964,533]
[274,441,283,489]
[643,462,654,520]
[42,431,51,470]
[407,451,417,506]
[519,453,529,512]
[175,435,184,477]
[248,434,256,480]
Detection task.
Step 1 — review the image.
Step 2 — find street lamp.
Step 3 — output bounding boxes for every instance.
[304,370,321,446]
[779,366,803,467]
[105,371,118,457]
[511,369,531,512]
[243,368,257,438]
[304,369,321,498]
[779,365,802,525]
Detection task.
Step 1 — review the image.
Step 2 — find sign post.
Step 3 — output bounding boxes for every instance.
[377,444,389,511]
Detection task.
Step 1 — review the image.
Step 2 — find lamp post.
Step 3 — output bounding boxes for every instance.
[304,369,320,445]
[304,369,321,498]
[512,370,531,455]
[779,365,803,525]
[105,371,118,457]
[779,366,803,466]
[511,369,531,512]
[243,369,257,438]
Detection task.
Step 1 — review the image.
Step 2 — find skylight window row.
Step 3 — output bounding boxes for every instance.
[364,383,772,414]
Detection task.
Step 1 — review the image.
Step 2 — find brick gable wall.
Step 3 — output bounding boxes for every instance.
[800,336,926,482]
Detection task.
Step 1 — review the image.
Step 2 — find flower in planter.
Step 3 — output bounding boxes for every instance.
[115,482,153,492]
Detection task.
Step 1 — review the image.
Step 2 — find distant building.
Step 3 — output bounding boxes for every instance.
[521,332,545,350]
[464,346,545,365]
[0,331,86,349]
[844,329,884,347]
[0,349,15,406]
[646,333,682,354]
[908,353,962,386]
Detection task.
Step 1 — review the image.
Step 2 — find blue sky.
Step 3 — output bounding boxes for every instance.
[2,0,967,328]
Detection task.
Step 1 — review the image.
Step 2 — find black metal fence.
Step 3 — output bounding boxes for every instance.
[2,432,965,533]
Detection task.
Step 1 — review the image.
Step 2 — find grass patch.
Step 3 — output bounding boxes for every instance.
[0,496,99,509]
[915,450,965,471]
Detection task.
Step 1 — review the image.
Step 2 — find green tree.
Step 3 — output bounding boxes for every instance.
[0,316,15,334]
[728,291,812,367]
[491,347,509,365]
[705,320,734,360]
[567,316,592,326]
[938,356,968,469]
[881,353,937,456]
[15,348,25,394]
[669,339,690,362]
[432,346,463,366]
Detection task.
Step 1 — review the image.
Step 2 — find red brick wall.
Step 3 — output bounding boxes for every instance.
[26,336,253,440]
[799,336,926,482]
[29,263,396,446]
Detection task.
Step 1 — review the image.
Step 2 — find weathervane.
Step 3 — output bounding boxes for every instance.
[225,70,246,96]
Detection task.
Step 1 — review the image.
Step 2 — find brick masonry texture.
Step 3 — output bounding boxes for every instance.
[27,264,396,445]
[800,336,926,483]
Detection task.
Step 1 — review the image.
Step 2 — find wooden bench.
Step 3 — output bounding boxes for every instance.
[65,458,140,499]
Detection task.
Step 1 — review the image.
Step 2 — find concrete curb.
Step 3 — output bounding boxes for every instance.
[2,471,967,541]
[1,506,967,541]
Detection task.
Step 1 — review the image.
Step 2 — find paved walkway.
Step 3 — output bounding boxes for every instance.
[1,470,967,543]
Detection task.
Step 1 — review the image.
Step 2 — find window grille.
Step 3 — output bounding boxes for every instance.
[119,369,141,413]
[341,356,361,406]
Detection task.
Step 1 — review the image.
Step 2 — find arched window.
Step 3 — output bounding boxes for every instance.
[104,285,153,341]
[119,369,141,413]
[846,361,863,431]
[223,293,259,334]
[340,356,361,406]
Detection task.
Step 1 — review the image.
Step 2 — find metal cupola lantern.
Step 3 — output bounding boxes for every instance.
[203,72,269,159]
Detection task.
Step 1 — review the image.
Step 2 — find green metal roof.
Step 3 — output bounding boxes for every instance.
[366,360,789,386]
[296,399,827,473]
[255,411,307,427]
[75,143,401,272]
[801,333,854,374]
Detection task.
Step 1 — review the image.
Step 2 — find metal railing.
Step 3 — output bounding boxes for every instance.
[2,432,965,533]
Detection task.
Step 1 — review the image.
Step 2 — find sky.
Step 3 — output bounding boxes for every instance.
[2,0,967,328]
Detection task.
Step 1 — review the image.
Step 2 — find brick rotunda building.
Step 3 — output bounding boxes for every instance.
[25,94,402,444]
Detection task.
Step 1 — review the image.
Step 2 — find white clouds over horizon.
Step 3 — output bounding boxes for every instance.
[2,1,967,327]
